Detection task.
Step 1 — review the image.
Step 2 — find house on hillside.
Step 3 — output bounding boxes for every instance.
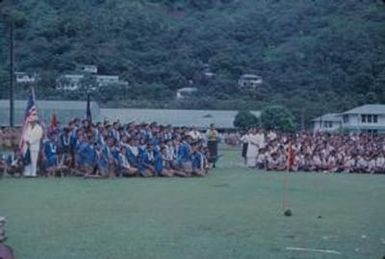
[238,74,263,90]
[56,74,84,91]
[15,72,38,84]
[56,73,128,91]
[341,104,385,133]
[96,75,120,86]
[76,64,98,74]
[312,113,342,132]
[312,104,385,133]
[176,87,198,100]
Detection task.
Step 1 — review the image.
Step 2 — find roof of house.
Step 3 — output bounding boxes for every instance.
[240,74,261,79]
[0,100,100,127]
[0,100,259,129]
[100,108,260,129]
[343,104,385,115]
[312,113,341,122]
[177,87,198,92]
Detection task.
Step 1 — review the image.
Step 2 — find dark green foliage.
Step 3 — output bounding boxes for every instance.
[0,0,384,127]
[233,110,258,129]
[260,105,295,132]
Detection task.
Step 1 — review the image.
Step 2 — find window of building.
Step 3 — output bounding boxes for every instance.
[367,114,372,123]
[361,114,366,123]
[373,115,378,123]
[343,115,349,123]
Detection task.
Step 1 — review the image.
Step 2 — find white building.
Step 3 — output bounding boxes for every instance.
[76,65,98,74]
[176,87,198,100]
[312,113,342,133]
[341,104,385,133]
[312,104,385,133]
[238,74,263,90]
[96,75,120,86]
[56,74,84,91]
[15,72,37,84]
[57,74,127,91]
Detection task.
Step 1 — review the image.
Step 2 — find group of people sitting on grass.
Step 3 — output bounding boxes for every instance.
[0,128,21,150]
[0,118,220,178]
[241,128,385,174]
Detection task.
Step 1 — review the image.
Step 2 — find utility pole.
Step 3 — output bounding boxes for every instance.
[301,108,305,131]
[9,20,14,127]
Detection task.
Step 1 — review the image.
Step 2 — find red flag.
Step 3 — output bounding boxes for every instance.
[50,112,58,130]
[287,142,295,171]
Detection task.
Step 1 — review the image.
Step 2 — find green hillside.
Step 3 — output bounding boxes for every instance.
[1,0,384,123]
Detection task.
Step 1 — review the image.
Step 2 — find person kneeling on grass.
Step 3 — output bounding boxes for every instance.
[75,136,96,176]
[118,146,138,177]
[138,143,156,177]
[91,140,118,179]
[191,144,208,176]
[0,155,6,177]
[160,146,187,177]
[43,132,61,177]
[176,137,193,176]
[6,148,24,177]
[126,138,140,169]
[153,147,174,177]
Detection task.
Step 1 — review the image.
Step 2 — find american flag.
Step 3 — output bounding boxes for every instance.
[19,88,38,153]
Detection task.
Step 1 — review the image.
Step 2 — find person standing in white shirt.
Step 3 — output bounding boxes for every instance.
[23,118,43,177]
[188,126,202,142]
[246,128,259,167]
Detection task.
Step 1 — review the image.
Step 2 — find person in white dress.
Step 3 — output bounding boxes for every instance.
[246,128,259,167]
[23,117,43,177]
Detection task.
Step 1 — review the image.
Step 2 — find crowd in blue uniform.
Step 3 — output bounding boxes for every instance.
[20,119,214,178]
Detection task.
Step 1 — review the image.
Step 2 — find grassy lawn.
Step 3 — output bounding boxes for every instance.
[0,148,385,259]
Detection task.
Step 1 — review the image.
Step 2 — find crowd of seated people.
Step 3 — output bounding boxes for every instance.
[242,129,385,174]
[0,128,21,150]
[0,119,219,178]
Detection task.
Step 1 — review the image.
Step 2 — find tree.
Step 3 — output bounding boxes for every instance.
[260,105,295,132]
[233,110,259,129]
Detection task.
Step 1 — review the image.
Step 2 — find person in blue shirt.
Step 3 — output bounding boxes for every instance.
[118,146,139,177]
[43,132,59,176]
[176,136,193,175]
[75,135,96,176]
[96,137,120,177]
[191,143,208,176]
[126,138,140,168]
[138,143,156,177]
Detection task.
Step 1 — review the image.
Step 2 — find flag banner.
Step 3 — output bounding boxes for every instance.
[19,87,38,165]
[50,112,58,133]
[287,142,294,171]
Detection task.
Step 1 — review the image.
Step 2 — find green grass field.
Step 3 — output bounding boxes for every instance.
[1,148,385,259]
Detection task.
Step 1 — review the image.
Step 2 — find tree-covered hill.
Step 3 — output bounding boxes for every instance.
[1,0,384,124]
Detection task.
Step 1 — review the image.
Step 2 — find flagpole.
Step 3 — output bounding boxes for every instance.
[31,85,36,101]
[282,140,293,215]
[9,21,15,127]
[282,165,289,211]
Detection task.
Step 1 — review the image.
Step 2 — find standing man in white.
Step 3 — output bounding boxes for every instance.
[23,116,43,177]
[246,128,258,167]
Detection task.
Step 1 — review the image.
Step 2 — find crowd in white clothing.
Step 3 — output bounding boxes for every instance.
[241,129,385,174]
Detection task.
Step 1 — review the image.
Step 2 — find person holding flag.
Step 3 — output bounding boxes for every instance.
[20,88,43,177]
